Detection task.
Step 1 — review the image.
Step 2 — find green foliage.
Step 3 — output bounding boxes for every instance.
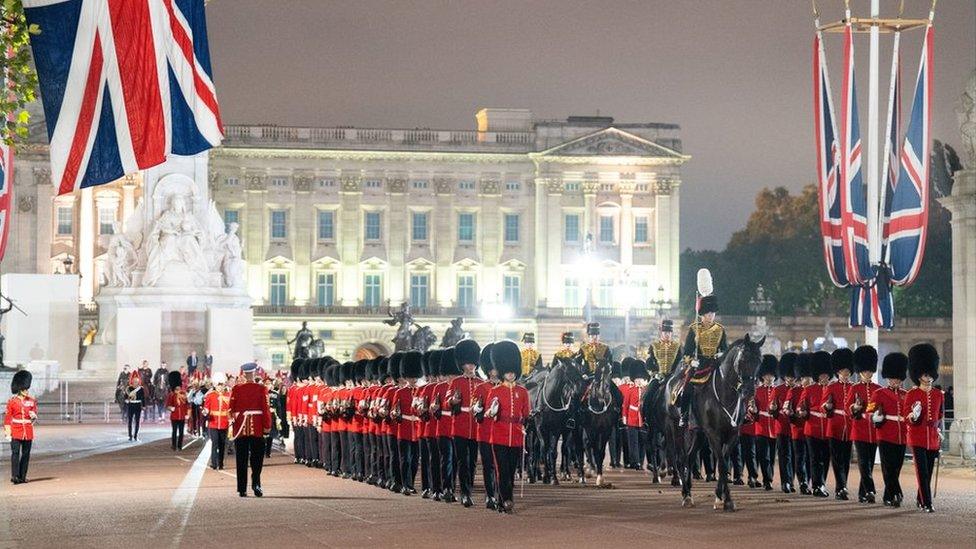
[681,183,951,319]
[1,0,40,146]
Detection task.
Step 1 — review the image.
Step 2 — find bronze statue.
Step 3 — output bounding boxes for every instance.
[287,321,314,359]
[440,317,465,348]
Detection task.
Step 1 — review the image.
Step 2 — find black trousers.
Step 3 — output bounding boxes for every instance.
[911,446,939,508]
[854,440,877,498]
[439,436,456,493]
[293,425,305,461]
[479,441,497,501]
[793,437,810,485]
[492,444,520,504]
[330,432,341,473]
[170,420,185,450]
[209,428,227,468]
[609,426,622,466]
[318,429,330,469]
[454,436,478,497]
[340,431,352,473]
[776,435,794,488]
[398,439,418,491]
[729,435,743,479]
[9,439,31,481]
[625,427,644,468]
[234,437,266,494]
[740,434,759,480]
[829,438,852,493]
[878,441,905,503]
[756,436,776,484]
[364,432,374,478]
[126,403,143,439]
[386,435,401,487]
[373,433,385,481]
[419,438,432,491]
[807,437,830,490]
[429,436,443,492]
[351,432,364,477]
[306,428,320,464]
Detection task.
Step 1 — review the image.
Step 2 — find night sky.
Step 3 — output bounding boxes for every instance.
[207,0,975,251]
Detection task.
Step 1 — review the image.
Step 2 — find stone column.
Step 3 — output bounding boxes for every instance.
[339,174,362,306]
[78,187,95,303]
[620,188,634,268]
[533,176,549,308]
[939,167,976,458]
[293,173,313,306]
[545,178,563,307]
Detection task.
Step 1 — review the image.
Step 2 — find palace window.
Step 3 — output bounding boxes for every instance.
[410,274,429,308]
[504,214,519,243]
[223,209,239,234]
[316,272,335,307]
[317,210,335,240]
[598,277,615,308]
[564,277,581,307]
[412,180,429,190]
[600,183,614,192]
[272,353,285,366]
[270,177,288,188]
[458,213,475,243]
[458,180,476,191]
[269,273,288,306]
[636,183,649,192]
[363,274,382,307]
[270,210,287,239]
[565,182,580,191]
[318,330,334,339]
[364,179,383,189]
[564,214,580,243]
[505,181,521,192]
[56,206,73,236]
[271,330,286,339]
[412,212,428,241]
[457,275,475,309]
[317,178,335,189]
[364,211,382,241]
[599,215,614,243]
[98,207,116,235]
[634,216,649,243]
[224,177,239,187]
[503,275,521,308]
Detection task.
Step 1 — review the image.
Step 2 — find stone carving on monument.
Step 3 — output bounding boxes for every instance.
[287,321,315,359]
[382,301,435,351]
[103,222,137,288]
[957,70,976,166]
[440,317,465,348]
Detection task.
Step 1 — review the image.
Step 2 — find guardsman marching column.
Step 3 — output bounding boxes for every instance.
[4,371,36,485]
[826,348,855,500]
[203,372,231,470]
[485,340,530,514]
[871,352,908,507]
[798,351,832,498]
[473,343,499,509]
[449,339,483,507]
[752,354,779,491]
[847,345,881,503]
[904,343,944,513]
[229,362,273,497]
[774,353,798,493]
[520,333,542,377]
[577,322,612,376]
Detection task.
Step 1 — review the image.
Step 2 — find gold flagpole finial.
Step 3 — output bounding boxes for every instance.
[812,0,820,18]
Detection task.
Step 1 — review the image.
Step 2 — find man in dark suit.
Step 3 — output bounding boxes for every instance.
[187,351,200,376]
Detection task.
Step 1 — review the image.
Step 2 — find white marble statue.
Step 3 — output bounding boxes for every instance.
[216,222,245,289]
[104,222,136,287]
[957,70,976,167]
[143,193,207,287]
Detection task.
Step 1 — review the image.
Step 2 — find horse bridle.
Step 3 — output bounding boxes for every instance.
[540,367,572,412]
[712,346,750,427]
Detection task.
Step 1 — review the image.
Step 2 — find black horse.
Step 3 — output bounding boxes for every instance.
[529,356,586,485]
[640,370,678,484]
[580,360,623,487]
[664,334,763,511]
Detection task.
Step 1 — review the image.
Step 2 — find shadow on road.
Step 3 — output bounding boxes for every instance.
[262,495,388,501]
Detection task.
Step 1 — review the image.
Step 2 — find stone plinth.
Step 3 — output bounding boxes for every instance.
[0,274,79,370]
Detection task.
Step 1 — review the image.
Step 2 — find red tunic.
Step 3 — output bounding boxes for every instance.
[318,386,333,433]
[474,381,496,443]
[4,395,37,441]
[286,384,300,423]
[433,381,453,438]
[787,385,806,440]
[380,384,396,436]
[800,383,829,440]
[306,383,321,430]
[622,384,643,428]
[165,390,189,421]
[905,387,944,451]
[351,386,366,434]
[392,386,419,442]
[753,384,778,439]
[449,376,482,440]
[298,384,311,425]
[846,380,881,443]
[488,383,529,448]
[229,381,272,438]
[872,386,908,445]
[773,384,792,437]
[418,383,437,439]
[825,380,854,441]
[203,390,231,429]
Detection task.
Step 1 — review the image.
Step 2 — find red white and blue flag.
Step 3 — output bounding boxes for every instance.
[886,25,933,287]
[1,44,13,262]
[23,0,223,196]
[839,21,872,286]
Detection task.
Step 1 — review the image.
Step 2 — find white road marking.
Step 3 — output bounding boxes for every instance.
[152,440,211,547]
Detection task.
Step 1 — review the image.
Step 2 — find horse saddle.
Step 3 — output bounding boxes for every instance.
[689,366,715,385]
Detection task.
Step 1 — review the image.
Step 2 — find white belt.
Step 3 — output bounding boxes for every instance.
[459,407,472,413]
[441,411,453,417]
[810,411,826,418]
[402,415,419,422]
[759,411,772,417]
[884,415,903,422]
[833,410,847,416]
[240,410,263,416]
[628,405,640,411]
[126,400,143,404]
[11,419,31,424]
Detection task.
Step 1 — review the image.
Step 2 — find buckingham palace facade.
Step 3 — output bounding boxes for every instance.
[5,108,688,364]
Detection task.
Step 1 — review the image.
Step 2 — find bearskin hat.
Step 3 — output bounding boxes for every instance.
[490,340,521,380]
[420,350,432,378]
[795,353,813,379]
[561,332,574,344]
[521,333,535,344]
[778,352,798,379]
[610,361,622,379]
[290,359,303,382]
[440,346,461,376]
[11,370,32,394]
[586,322,600,336]
[365,358,377,382]
[811,351,832,378]
[852,345,879,374]
[881,352,908,381]
[389,352,403,381]
[830,348,854,375]
[479,343,495,376]
[908,343,939,385]
[337,362,351,385]
[354,359,367,383]
[377,356,390,382]
[401,350,424,379]
[758,354,778,378]
[455,339,481,367]
[426,349,442,378]
[697,295,718,315]
[167,370,183,391]
[321,363,333,386]
[625,357,648,380]
[297,359,310,381]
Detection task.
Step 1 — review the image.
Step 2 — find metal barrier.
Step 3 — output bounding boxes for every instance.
[1,401,121,425]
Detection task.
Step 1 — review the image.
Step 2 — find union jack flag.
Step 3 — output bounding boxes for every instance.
[887,25,933,287]
[839,21,872,286]
[1,45,13,262]
[23,0,223,196]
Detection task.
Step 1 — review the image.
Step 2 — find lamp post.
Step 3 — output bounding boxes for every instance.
[749,284,774,346]
[650,284,672,338]
[582,232,595,323]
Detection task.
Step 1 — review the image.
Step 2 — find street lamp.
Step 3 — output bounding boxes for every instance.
[581,232,595,323]
[481,295,512,342]
[749,284,774,342]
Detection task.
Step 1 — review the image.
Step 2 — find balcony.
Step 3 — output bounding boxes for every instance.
[252,304,533,319]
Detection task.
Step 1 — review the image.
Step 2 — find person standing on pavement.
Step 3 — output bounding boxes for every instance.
[229,362,272,497]
[204,373,231,469]
[187,350,200,377]
[165,371,189,451]
[125,370,145,441]
[4,371,37,484]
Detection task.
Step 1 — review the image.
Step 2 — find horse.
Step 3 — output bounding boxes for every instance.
[580,359,623,487]
[640,370,678,484]
[529,356,586,485]
[664,334,763,511]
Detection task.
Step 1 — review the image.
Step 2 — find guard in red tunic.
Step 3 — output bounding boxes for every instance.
[418,350,438,499]
[847,345,881,503]
[474,343,499,509]
[904,343,943,513]
[797,351,832,497]
[165,371,189,451]
[788,354,812,494]
[229,362,272,497]
[621,357,648,470]
[286,360,305,464]
[393,351,423,495]
[774,352,797,493]
[486,340,530,514]
[381,353,403,492]
[436,348,460,502]
[4,371,36,484]
[203,373,232,470]
[872,352,908,507]
[826,348,855,500]
[449,339,482,507]
[752,354,779,491]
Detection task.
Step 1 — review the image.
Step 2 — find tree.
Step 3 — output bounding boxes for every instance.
[1,1,40,145]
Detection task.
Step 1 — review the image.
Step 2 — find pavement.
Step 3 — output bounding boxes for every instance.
[1,425,974,549]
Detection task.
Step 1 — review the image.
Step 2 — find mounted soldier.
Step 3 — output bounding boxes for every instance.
[576,322,612,377]
[552,332,576,365]
[675,268,728,427]
[648,319,681,379]
[520,332,543,377]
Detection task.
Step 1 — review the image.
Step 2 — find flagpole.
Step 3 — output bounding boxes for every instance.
[864,0,881,350]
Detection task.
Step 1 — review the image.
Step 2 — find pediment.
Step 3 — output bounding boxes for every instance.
[264,242,293,262]
[539,128,683,159]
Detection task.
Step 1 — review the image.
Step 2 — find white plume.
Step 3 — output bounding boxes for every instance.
[696,268,713,297]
